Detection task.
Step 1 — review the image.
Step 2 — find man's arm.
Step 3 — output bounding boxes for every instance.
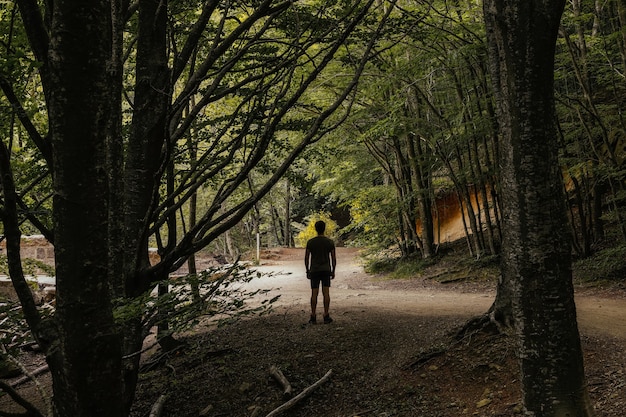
[304,248,311,273]
[330,248,337,278]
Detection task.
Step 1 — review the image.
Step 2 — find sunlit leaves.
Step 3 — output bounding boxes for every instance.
[294,211,338,246]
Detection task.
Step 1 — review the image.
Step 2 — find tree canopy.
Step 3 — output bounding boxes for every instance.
[1,1,391,415]
[2,0,624,416]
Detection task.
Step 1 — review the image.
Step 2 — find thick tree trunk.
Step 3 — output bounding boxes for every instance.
[47,1,124,416]
[484,1,594,416]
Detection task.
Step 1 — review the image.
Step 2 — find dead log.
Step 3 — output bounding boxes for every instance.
[265,369,332,417]
[269,365,292,398]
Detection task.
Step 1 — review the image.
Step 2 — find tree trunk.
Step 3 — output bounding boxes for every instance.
[47,1,124,415]
[484,1,594,415]
[285,179,292,247]
[405,86,435,258]
[120,0,170,411]
[406,130,435,258]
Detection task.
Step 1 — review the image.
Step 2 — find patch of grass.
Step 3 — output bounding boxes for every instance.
[473,254,500,269]
[363,256,398,274]
[452,254,500,283]
[390,256,437,279]
[358,240,502,283]
[574,243,626,283]
[362,253,436,279]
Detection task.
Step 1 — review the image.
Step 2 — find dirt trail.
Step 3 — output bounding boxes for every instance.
[4,247,625,417]
[575,296,626,340]
[250,247,626,340]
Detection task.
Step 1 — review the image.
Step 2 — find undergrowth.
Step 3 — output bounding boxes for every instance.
[362,237,626,288]
[363,253,437,278]
[360,235,503,280]
[574,243,626,283]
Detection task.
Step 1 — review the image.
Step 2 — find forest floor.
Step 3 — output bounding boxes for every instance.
[130,246,626,417]
[2,246,626,416]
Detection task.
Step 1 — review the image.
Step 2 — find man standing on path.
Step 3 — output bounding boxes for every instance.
[304,220,336,324]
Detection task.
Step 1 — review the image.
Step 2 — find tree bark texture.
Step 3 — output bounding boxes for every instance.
[47,0,124,416]
[483,1,594,416]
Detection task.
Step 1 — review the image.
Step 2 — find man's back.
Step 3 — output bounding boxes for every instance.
[306,235,335,272]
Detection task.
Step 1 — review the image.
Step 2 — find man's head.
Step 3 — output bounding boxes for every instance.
[314,220,326,235]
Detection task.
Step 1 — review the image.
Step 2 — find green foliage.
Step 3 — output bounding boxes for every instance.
[0,295,53,361]
[362,255,398,274]
[575,244,626,283]
[363,252,435,278]
[294,212,338,247]
[300,1,498,257]
[552,2,626,258]
[113,263,279,338]
[0,255,55,278]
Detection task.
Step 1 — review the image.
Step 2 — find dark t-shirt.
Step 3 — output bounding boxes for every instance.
[306,236,335,273]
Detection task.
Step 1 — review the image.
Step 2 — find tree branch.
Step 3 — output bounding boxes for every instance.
[265,369,333,417]
[148,394,167,417]
[0,141,44,348]
[0,380,45,417]
[15,0,49,69]
[151,0,387,276]
[0,76,52,167]
[269,365,293,398]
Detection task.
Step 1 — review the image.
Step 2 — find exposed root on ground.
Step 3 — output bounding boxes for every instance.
[406,311,511,371]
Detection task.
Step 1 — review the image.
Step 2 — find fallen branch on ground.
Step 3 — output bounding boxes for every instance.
[404,348,446,369]
[265,369,332,417]
[269,365,292,398]
[149,394,167,417]
[140,347,233,373]
[0,380,45,417]
[10,364,49,388]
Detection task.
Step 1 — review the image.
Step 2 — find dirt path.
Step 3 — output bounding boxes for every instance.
[575,295,626,340]
[4,247,625,417]
[251,247,626,340]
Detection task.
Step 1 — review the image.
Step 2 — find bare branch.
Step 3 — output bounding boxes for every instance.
[265,369,333,417]
[0,380,45,417]
[0,77,52,167]
[0,141,44,347]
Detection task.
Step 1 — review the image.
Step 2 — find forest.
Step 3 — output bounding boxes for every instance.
[1,0,625,416]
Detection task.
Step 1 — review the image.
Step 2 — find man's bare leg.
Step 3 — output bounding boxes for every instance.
[310,288,319,320]
[322,286,330,316]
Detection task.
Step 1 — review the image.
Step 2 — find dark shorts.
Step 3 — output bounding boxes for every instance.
[308,271,332,289]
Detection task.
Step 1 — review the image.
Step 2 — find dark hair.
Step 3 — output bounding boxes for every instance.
[314,220,326,234]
